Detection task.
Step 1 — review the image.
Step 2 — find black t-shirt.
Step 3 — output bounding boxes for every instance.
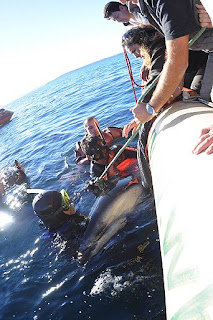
[139,0,200,40]
[142,38,166,103]
[141,38,208,103]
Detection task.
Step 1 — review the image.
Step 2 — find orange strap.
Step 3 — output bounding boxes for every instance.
[116,158,137,172]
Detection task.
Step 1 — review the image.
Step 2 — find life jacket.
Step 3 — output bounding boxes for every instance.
[90,145,138,178]
[116,158,138,173]
[110,145,138,178]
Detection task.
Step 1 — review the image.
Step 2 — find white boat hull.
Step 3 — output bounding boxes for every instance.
[147,101,213,319]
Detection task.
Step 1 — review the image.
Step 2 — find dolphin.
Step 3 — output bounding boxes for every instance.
[78,176,143,264]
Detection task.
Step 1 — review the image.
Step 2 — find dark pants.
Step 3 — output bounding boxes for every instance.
[137,120,154,191]
[190,28,213,101]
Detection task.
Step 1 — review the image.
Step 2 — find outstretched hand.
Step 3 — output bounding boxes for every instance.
[193,125,213,155]
[122,119,140,138]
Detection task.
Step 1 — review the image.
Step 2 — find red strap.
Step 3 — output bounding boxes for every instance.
[123,47,144,103]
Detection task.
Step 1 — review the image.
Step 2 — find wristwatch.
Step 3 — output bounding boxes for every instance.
[146,103,158,116]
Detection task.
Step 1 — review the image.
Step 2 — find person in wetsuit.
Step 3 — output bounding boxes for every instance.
[0,160,27,208]
[75,116,123,165]
[32,190,88,241]
[80,135,139,179]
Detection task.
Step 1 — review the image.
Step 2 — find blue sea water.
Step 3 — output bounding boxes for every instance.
[0,53,165,319]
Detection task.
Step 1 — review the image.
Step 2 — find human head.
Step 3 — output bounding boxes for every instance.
[104,1,132,23]
[122,26,163,65]
[83,117,101,136]
[2,166,27,188]
[32,190,76,230]
[6,170,25,186]
[81,135,110,165]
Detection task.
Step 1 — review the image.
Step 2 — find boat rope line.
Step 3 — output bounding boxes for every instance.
[95,27,207,183]
[98,74,160,181]
[123,47,144,103]
[188,27,207,47]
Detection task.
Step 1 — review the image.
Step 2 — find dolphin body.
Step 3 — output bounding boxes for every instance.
[78,177,143,264]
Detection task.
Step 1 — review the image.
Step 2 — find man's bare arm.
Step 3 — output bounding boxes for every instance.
[149,35,189,111]
[132,35,189,123]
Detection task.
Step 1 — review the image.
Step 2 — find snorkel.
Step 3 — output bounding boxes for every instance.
[93,120,107,146]
[60,189,76,213]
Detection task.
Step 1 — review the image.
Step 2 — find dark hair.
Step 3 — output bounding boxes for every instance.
[81,135,103,155]
[3,168,27,187]
[81,135,109,161]
[104,1,127,18]
[122,26,163,55]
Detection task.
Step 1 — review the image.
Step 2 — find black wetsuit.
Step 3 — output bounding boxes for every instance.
[40,211,88,252]
[54,213,88,241]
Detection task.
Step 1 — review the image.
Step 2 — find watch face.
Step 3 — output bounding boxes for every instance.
[146,104,154,115]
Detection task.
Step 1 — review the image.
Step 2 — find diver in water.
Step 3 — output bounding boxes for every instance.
[75,116,123,165]
[80,135,139,179]
[0,160,27,208]
[0,160,27,190]
[32,190,88,241]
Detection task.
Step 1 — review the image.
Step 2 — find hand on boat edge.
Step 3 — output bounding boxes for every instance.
[196,4,213,28]
[131,102,154,124]
[122,119,140,138]
[192,124,213,155]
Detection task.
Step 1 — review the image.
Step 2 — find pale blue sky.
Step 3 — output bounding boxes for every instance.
[0,0,126,106]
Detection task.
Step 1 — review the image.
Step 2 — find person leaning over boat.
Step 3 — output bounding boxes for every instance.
[75,116,123,165]
[32,190,88,242]
[104,1,148,26]
[104,1,149,82]
[121,26,208,189]
[120,0,213,155]
[122,26,208,99]
[80,135,139,179]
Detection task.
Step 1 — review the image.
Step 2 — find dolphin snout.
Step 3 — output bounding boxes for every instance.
[78,242,95,265]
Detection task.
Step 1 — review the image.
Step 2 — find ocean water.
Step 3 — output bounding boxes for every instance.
[0,53,165,319]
